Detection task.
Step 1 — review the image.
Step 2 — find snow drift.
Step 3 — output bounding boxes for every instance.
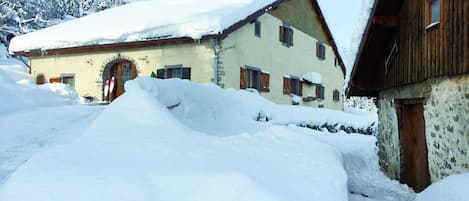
[416,173,469,201]
[0,77,350,201]
[0,59,81,114]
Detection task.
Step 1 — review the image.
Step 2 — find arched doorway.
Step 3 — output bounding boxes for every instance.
[103,60,137,102]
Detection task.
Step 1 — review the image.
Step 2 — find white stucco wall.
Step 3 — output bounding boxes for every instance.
[220,14,345,110]
[30,43,214,100]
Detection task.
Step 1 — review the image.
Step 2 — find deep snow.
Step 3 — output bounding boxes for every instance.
[416,173,469,201]
[0,60,415,201]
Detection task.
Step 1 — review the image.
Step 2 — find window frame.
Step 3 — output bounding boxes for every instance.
[156,65,191,80]
[315,85,325,100]
[316,42,326,60]
[425,0,441,30]
[279,24,294,47]
[333,89,340,102]
[254,20,261,38]
[290,75,301,96]
[60,73,75,88]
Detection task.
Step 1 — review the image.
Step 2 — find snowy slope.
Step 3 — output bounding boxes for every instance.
[0,78,349,201]
[10,0,277,53]
[416,173,469,201]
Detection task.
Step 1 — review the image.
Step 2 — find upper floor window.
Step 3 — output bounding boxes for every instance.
[333,89,340,102]
[156,65,191,80]
[240,66,270,92]
[316,42,326,60]
[254,20,261,38]
[431,0,440,24]
[279,25,294,47]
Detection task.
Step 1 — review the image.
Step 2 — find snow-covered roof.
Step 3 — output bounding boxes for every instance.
[303,72,322,85]
[9,0,277,53]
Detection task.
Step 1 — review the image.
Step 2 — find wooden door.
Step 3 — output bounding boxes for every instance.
[396,99,431,192]
[108,61,136,101]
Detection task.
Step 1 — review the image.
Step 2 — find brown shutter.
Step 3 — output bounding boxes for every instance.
[49,77,61,83]
[36,74,45,85]
[289,28,294,47]
[132,63,137,79]
[240,67,247,89]
[260,73,270,92]
[283,77,291,94]
[279,26,285,43]
[315,85,320,97]
[299,80,303,96]
[316,42,320,57]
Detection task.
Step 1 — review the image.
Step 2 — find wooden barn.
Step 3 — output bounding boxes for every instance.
[348,0,468,192]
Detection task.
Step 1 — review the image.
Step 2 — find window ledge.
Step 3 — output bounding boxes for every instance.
[425,21,440,31]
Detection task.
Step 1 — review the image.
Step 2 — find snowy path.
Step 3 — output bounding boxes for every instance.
[0,105,104,185]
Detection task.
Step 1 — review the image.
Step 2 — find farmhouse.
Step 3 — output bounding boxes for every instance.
[348,0,469,192]
[10,0,346,110]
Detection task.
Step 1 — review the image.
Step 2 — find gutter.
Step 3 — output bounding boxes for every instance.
[211,38,220,85]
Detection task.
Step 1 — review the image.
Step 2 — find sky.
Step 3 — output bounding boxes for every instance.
[317,0,374,76]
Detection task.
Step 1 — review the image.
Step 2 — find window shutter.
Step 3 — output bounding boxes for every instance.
[240,67,247,89]
[320,86,325,99]
[279,26,285,43]
[166,68,174,78]
[156,69,165,79]
[260,73,270,92]
[283,77,291,94]
[299,80,303,96]
[316,42,320,58]
[49,77,61,83]
[289,29,294,47]
[182,67,191,80]
[315,85,321,98]
[36,74,45,85]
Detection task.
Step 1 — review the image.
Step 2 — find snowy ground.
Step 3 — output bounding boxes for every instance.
[0,59,417,201]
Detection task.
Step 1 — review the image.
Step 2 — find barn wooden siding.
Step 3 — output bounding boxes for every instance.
[383,0,469,89]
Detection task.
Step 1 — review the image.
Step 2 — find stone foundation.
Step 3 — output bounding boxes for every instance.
[378,75,469,182]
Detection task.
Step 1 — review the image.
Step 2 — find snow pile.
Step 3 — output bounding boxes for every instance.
[303,72,322,84]
[0,77,348,201]
[0,60,82,114]
[132,78,375,136]
[0,44,8,59]
[10,0,277,52]
[416,173,469,201]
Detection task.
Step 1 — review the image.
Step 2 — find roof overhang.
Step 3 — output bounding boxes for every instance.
[347,0,403,97]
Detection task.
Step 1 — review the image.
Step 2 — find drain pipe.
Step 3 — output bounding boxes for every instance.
[211,38,220,86]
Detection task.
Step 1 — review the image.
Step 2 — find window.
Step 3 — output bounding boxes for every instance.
[240,66,269,92]
[254,20,261,38]
[36,74,45,85]
[60,74,75,88]
[283,76,303,96]
[316,85,325,100]
[334,57,338,67]
[333,90,340,102]
[431,0,440,24]
[279,25,294,47]
[156,65,191,80]
[316,42,326,60]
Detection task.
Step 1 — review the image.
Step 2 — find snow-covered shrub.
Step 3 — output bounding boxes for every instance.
[345,96,377,112]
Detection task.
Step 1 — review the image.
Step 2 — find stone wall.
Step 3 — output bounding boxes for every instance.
[377,75,469,182]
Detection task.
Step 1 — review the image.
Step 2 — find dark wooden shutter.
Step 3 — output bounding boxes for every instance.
[279,26,285,43]
[299,80,303,96]
[240,67,247,89]
[260,73,270,92]
[320,86,325,99]
[166,68,173,78]
[182,67,191,80]
[131,63,137,79]
[36,74,45,85]
[283,77,291,94]
[156,69,165,79]
[289,28,294,47]
[315,85,321,98]
[49,77,61,83]
[316,42,320,57]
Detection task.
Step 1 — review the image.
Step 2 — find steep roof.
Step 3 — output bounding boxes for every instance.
[10,0,346,77]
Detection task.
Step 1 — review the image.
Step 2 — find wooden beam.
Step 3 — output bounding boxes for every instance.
[373,16,400,27]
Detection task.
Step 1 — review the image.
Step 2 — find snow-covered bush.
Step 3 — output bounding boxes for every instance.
[345,96,377,112]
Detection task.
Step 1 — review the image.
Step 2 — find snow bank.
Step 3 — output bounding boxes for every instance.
[130,78,375,137]
[0,77,348,201]
[0,44,8,59]
[416,173,469,201]
[0,60,82,113]
[303,72,322,84]
[10,0,277,53]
